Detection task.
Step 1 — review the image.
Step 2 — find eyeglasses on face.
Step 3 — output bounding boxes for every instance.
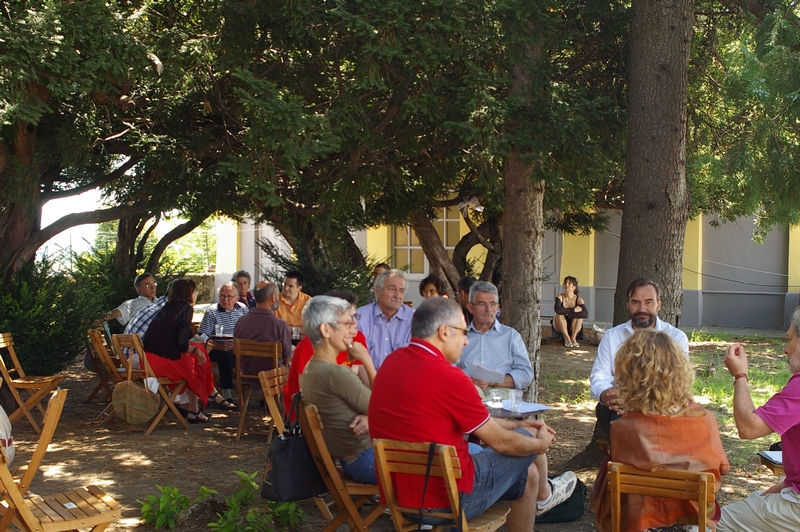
[219,294,238,299]
[473,301,498,311]
[144,282,157,288]
[328,319,359,329]
[446,324,469,336]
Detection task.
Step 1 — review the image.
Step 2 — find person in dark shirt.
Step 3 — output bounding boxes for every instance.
[143,279,214,423]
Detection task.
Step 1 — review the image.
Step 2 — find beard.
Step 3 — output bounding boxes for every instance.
[631,311,656,329]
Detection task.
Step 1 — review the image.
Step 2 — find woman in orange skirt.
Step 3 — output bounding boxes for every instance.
[143,279,214,423]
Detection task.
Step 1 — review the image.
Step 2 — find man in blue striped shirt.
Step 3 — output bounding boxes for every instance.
[199,282,250,403]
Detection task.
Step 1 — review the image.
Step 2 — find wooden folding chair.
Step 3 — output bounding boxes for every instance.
[299,401,386,531]
[84,331,113,404]
[0,440,121,532]
[258,368,288,444]
[233,338,281,441]
[607,461,715,532]
[372,439,510,532]
[111,334,189,436]
[0,389,67,530]
[0,333,63,434]
[88,329,145,424]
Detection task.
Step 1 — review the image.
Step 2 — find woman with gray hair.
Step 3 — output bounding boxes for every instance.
[301,296,378,483]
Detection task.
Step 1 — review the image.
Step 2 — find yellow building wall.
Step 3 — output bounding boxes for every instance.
[366,226,392,264]
[789,226,800,292]
[215,217,239,273]
[682,218,703,290]
[559,233,594,287]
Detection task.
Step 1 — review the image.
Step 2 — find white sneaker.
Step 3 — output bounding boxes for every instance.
[536,471,577,516]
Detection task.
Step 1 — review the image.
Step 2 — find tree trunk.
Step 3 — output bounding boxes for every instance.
[566,0,694,473]
[502,153,545,403]
[613,0,693,326]
[146,214,208,273]
[409,212,459,298]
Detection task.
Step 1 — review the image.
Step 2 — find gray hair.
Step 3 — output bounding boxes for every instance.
[469,281,498,304]
[412,297,464,339]
[231,270,251,283]
[791,307,800,338]
[219,281,237,294]
[375,269,406,291]
[303,296,352,346]
[255,282,279,305]
[134,273,154,289]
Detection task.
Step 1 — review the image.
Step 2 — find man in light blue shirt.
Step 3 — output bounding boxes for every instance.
[357,269,414,368]
[458,281,533,400]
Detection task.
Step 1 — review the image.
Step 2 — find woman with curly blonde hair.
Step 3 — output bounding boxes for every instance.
[592,329,730,532]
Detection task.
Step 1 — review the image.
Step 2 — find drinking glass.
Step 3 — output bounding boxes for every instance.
[214,324,225,336]
[489,389,503,408]
[508,389,523,412]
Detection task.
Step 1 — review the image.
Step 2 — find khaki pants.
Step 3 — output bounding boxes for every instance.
[717,490,800,531]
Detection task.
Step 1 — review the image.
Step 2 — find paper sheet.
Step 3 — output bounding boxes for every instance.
[468,364,506,384]
[758,450,783,464]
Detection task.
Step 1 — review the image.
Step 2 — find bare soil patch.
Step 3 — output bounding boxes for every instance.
[10,338,778,531]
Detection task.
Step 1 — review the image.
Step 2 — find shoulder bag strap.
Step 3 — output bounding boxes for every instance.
[417,442,437,529]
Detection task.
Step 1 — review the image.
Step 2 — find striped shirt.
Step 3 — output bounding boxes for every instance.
[124,296,167,338]
[198,302,249,339]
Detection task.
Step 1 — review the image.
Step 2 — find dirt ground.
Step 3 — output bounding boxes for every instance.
[9,338,777,531]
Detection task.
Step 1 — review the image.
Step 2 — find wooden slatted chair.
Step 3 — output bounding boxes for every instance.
[0,445,121,532]
[0,389,67,530]
[0,333,63,434]
[372,439,510,532]
[84,331,112,404]
[233,339,281,441]
[111,334,189,436]
[257,368,288,444]
[88,329,145,424]
[607,461,715,532]
[299,401,386,531]
[259,379,333,521]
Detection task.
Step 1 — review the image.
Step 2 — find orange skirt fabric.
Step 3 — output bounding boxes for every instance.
[144,342,214,407]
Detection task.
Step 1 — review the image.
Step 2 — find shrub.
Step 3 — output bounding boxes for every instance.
[0,257,98,375]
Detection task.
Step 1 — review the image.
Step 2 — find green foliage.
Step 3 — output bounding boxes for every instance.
[208,471,298,532]
[267,500,305,529]
[258,239,374,304]
[0,257,97,375]
[139,485,216,530]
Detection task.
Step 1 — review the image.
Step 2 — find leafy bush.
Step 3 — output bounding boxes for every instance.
[140,472,304,531]
[0,257,98,375]
[139,485,216,530]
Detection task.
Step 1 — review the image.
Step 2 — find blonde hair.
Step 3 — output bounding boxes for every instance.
[615,329,694,416]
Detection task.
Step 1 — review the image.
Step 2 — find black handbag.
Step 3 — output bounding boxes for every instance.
[261,393,327,501]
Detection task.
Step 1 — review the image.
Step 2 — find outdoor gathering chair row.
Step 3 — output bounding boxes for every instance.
[0,333,63,435]
[0,388,121,532]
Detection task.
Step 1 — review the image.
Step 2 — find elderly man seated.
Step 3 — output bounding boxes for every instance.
[198,282,249,408]
[233,281,292,371]
[101,273,158,326]
[457,281,533,400]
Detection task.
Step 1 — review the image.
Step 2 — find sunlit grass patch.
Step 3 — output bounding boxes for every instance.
[539,371,592,405]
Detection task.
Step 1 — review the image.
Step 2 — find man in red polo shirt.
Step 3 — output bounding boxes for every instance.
[369,297,576,531]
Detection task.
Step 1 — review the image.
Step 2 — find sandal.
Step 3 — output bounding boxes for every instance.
[187,410,210,424]
[209,393,237,411]
[175,404,192,419]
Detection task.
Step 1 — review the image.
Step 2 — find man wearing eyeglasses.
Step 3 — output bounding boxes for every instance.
[457,281,533,401]
[370,297,577,528]
[198,282,250,404]
[100,273,158,326]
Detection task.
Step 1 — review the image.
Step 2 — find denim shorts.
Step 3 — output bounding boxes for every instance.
[340,447,377,485]
[415,429,535,525]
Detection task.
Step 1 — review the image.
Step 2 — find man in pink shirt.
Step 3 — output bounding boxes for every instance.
[718,308,800,531]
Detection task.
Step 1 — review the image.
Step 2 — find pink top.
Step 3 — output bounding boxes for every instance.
[756,372,800,493]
